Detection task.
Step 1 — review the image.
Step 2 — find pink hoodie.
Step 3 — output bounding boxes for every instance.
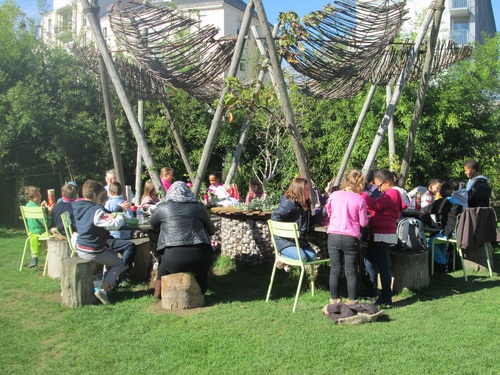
[326,190,369,239]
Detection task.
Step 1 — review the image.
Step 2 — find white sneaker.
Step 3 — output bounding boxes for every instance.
[94,289,110,305]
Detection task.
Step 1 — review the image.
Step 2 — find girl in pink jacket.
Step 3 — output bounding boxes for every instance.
[326,169,369,305]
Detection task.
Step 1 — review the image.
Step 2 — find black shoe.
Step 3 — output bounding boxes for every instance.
[28,257,38,268]
[435,263,448,273]
[374,299,393,309]
[358,288,377,298]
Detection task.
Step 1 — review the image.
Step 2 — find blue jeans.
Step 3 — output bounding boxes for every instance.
[107,239,136,277]
[429,231,447,265]
[280,245,317,262]
[328,234,360,301]
[364,238,392,303]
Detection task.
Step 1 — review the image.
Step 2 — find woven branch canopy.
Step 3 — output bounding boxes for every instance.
[108,0,236,102]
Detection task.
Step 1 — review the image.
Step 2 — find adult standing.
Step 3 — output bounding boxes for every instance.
[325,170,369,305]
[150,181,215,298]
[464,159,491,207]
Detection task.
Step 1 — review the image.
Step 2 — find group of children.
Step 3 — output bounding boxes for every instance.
[271,158,491,309]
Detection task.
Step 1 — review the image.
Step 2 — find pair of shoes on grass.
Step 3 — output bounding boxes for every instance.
[94,289,110,305]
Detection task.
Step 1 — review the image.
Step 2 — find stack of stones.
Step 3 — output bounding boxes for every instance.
[218,215,274,265]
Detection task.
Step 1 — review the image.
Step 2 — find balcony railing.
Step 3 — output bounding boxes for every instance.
[452,29,470,44]
[451,0,468,9]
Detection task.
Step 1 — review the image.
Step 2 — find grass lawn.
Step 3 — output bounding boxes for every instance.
[1,227,499,374]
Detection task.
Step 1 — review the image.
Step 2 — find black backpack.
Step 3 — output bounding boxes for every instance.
[397,217,427,251]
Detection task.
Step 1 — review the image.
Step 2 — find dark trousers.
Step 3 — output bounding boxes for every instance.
[157,244,213,294]
[327,233,360,301]
[364,237,392,303]
[107,238,136,277]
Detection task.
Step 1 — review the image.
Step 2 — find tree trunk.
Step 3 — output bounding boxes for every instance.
[47,238,72,280]
[60,257,98,308]
[399,0,445,187]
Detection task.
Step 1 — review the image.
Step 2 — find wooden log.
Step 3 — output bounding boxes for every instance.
[389,249,429,293]
[161,273,204,310]
[129,238,152,281]
[47,238,72,280]
[60,257,98,308]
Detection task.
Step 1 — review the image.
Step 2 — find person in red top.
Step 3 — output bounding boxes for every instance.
[362,169,407,307]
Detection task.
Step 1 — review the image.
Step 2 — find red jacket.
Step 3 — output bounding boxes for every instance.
[362,188,404,234]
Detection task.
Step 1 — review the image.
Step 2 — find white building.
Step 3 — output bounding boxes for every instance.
[402,0,496,45]
[40,0,263,79]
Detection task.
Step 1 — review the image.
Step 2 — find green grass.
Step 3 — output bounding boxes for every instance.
[1,227,499,374]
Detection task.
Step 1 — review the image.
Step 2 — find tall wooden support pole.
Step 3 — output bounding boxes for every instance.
[161,102,195,182]
[362,3,437,177]
[80,0,163,195]
[253,0,313,193]
[224,24,279,186]
[387,85,396,171]
[134,99,144,206]
[399,0,445,187]
[333,84,377,188]
[98,55,125,187]
[192,0,255,196]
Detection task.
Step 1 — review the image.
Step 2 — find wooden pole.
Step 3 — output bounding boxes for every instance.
[192,0,255,196]
[362,3,437,176]
[253,0,314,201]
[333,84,377,188]
[80,0,164,195]
[224,24,279,186]
[98,55,125,187]
[161,101,195,182]
[399,0,445,187]
[387,85,396,171]
[134,99,144,206]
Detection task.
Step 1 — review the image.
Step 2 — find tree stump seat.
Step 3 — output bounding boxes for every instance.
[388,248,430,293]
[60,257,100,308]
[161,273,204,310]
[47,238,72,280]
[129,237,152,282]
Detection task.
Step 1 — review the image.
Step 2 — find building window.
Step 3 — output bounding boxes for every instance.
[452,18,469,44]
[236,19,242,35]
[102,27,107,38]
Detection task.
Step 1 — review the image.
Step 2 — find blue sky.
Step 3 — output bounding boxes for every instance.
[13,0,500,31]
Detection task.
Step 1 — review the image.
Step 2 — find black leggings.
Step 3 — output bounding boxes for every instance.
[157,244,213,293]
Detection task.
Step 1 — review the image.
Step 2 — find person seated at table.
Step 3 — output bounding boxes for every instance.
[420,181,464,272]
[271,177,326,269]
[160,167,174,193]
[245,178,265,204]
[362,169,407,307]
[23,186,54,268]
[72,180,127,304]
[150,181,216,298]
[326,169,369,305]
[51,182,78,236]
[408,179,441,209]
[140,180,159,212]
[105,182,132,239]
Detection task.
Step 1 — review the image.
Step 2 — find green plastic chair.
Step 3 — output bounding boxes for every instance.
[431,210,494,281]
[20,205,51,274]
[266,220,330,313]
[60,211,78,257]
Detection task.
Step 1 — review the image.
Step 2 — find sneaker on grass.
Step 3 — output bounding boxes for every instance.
[28,257,38,268]
[94,289,110,305]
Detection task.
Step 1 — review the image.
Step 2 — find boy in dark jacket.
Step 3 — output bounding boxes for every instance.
[464,159,491,207]
[72,180,127,304]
